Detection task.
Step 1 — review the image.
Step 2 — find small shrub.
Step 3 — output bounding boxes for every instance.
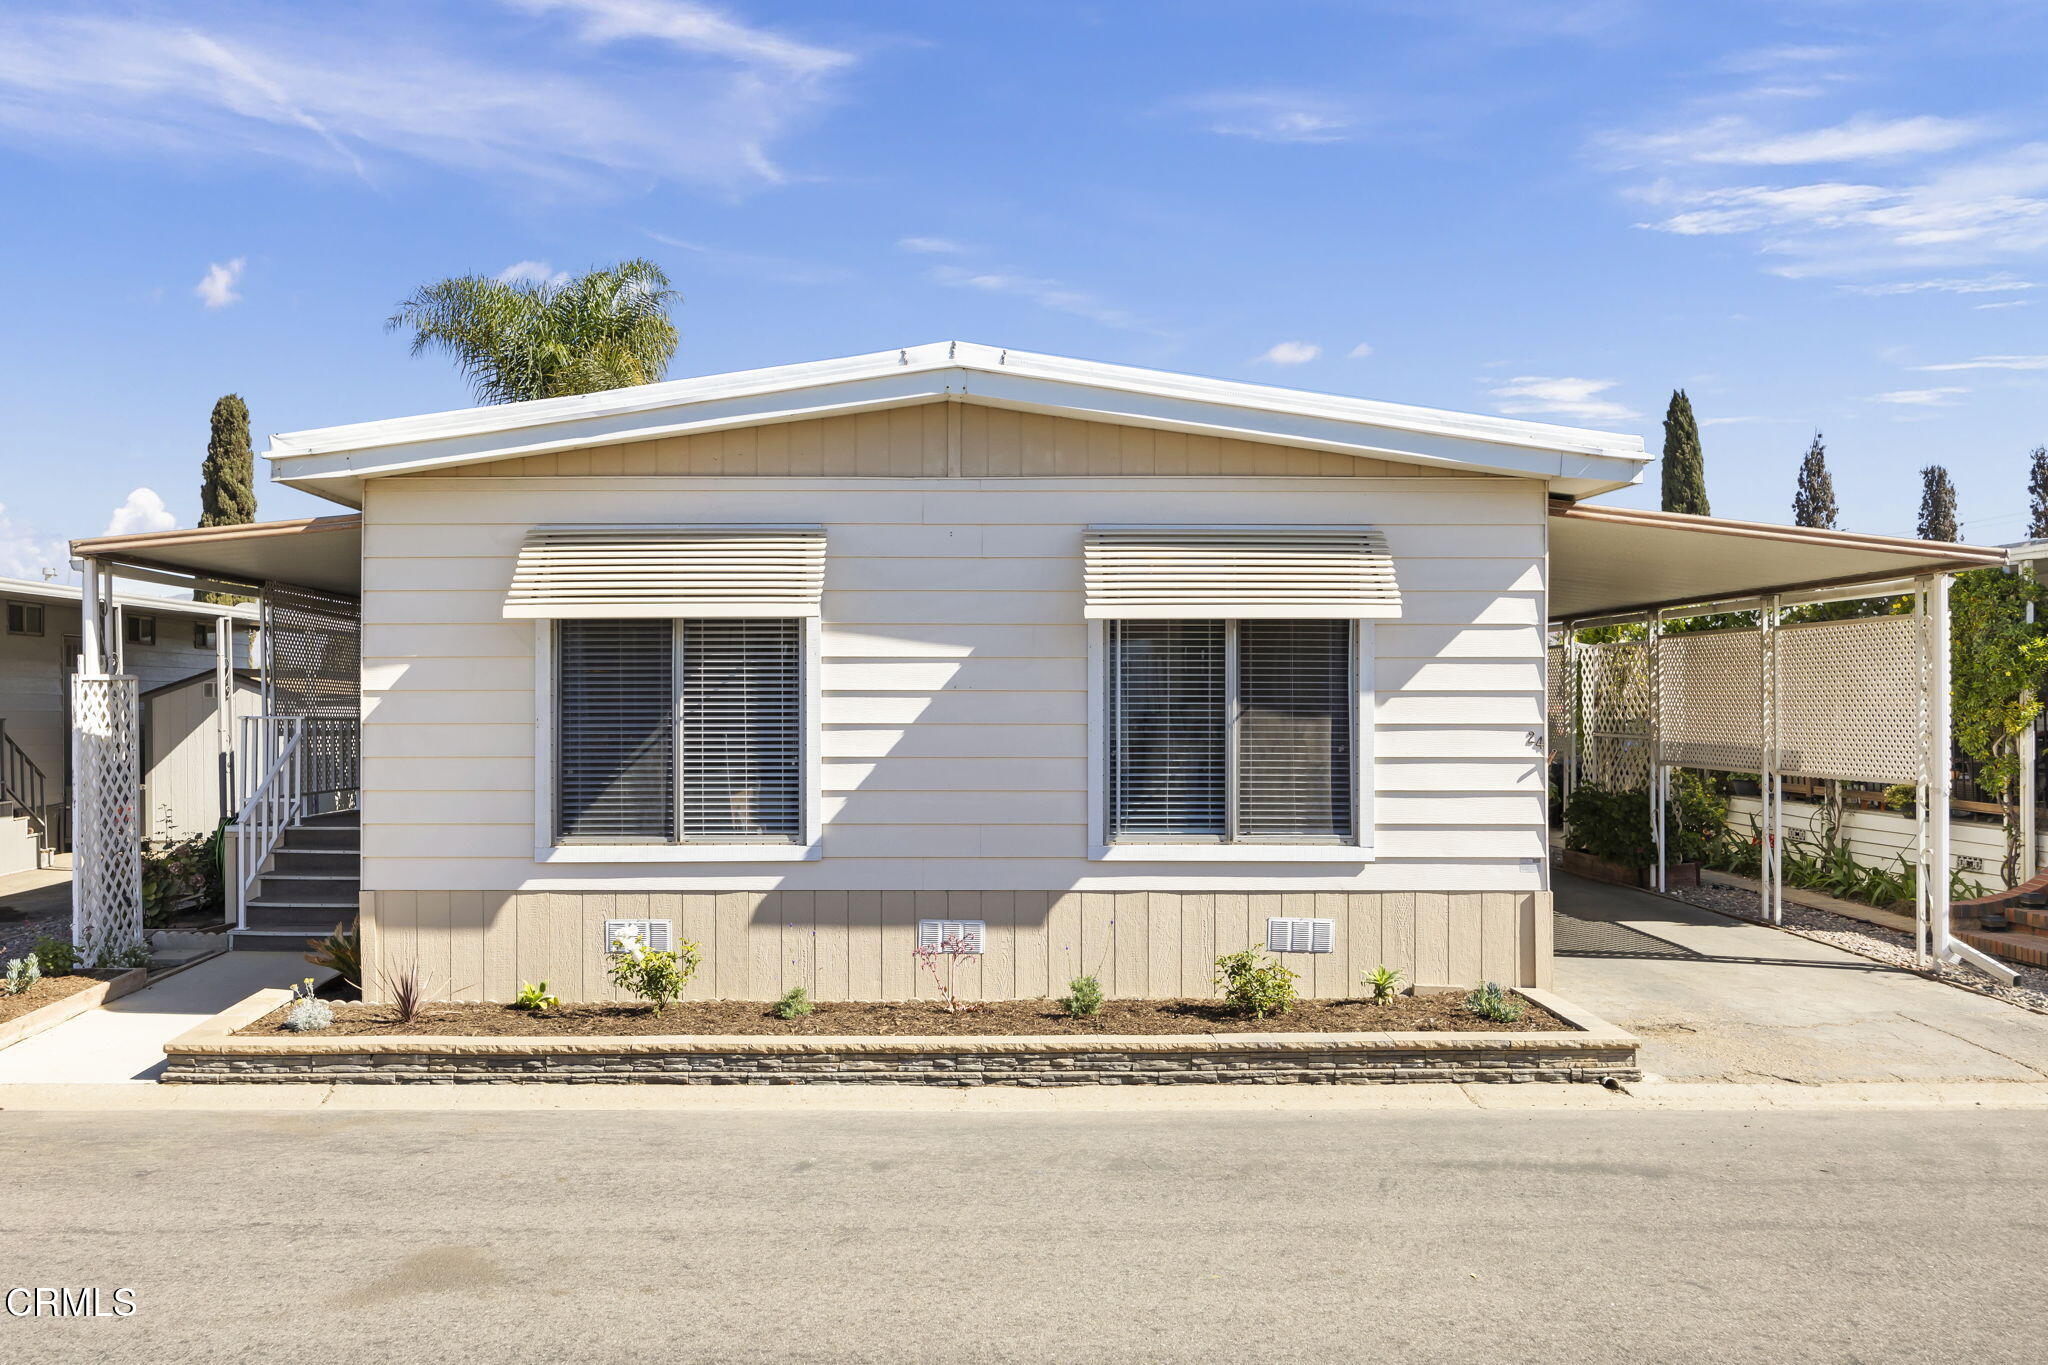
[90,939,152,971]
[1364,964,1401,1005]
[773,986,814,1019]
[278,977,332,1032]
[31,936,77,976]
[913,934,982,1013]
[4,954,40,995]
[381,965,433,1025]
[304,926,361,990]
[1465,981,1524,1024]
[1213,949,1299,1020]
[512,980,559,1012]
[1058,974,1104,1018]
[606,937,701,1015]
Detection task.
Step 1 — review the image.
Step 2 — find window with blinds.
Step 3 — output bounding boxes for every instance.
[1106,619,1355,844]
[555,617,804,845]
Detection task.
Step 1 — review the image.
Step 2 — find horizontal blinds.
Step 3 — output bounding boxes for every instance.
[507,525,825,619]
[1084,525,1397,619]
[1107,620,1227,840]
[1236,620,1354,841]
[680,617,804,843]
[556,619,675,842]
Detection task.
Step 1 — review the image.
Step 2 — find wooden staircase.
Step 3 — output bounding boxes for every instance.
[229,808,358,952]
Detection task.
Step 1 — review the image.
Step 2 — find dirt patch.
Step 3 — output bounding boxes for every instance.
[238,993,1568,1038]
[0,975,108,1026]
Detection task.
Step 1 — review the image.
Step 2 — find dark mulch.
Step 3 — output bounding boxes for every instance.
[0,975,109,1027]
[238,993,1567,1038]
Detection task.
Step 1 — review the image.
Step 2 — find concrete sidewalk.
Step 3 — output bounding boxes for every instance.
[0,952,328,1084]
[1553,873,2048,1085]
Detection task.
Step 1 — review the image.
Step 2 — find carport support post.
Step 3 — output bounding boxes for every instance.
[1929,572,1953,958]
[1649,614,1665,892]
[1762,594,1784,925]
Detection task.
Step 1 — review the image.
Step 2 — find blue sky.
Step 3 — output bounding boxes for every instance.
[4,0,2048,580]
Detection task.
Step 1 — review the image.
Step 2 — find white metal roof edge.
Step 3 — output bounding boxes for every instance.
[0,573,258,620]
[265,341,1649,499]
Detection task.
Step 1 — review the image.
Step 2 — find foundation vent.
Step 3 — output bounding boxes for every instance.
[604,919,674,954]
[1266,917,1335,954]
[917,919,986,954]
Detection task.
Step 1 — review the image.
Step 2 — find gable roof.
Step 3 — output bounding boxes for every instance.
[267,341,1649,507]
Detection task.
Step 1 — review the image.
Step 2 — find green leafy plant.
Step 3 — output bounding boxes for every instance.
[1562,785,1658,869]
[512,980,560,1013]
[606,937,701,1015]
[1948,566,2048,885]
[1213,949,1299,1020]
[1465,981,1524,1024]
[141,823,223,928]
[30,936,77,976]
[91,939,152,971]
[773,986,814,1020]
[5,954,40,995]
[1364,964,1401,1004]
[304,925,360,990]
[1058,974,1105,1018]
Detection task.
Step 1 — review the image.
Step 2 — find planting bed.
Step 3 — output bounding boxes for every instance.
[0,975,107,1026]
[0,967,150,1052]
[237,994,1571,1038]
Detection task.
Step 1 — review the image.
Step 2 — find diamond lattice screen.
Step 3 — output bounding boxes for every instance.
[262,584,360,798]
[1660,629,1765,773]
[1579,638,1650,791]
[72,674,141,963]
[1774,615,1924,783]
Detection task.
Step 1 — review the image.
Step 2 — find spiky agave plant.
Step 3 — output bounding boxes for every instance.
[387,259,680,405]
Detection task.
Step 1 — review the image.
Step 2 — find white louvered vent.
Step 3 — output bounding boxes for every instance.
[916,919,986,953]
[507,525,825,619]
[604,919,674,954]
[1084,525,1398,619]
[1265,917,1336,954]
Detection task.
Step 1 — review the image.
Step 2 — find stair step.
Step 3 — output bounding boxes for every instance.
[282,827,358,851]
[1953,925,2048,970]
[231,926,350,951]
[299,808,359,828]
[2002,904,2048,932]
[242,903,355,931]
[271,849,357,875]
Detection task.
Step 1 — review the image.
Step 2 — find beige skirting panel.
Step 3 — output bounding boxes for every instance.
[359,890,1552,1004]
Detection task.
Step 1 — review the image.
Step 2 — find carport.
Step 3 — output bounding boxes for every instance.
[1546,500,2010,981]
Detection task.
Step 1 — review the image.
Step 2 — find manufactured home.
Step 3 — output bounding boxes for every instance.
[64,343,2008,994]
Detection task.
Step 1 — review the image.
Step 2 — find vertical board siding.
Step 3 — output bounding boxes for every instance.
[361,889,1549,1001]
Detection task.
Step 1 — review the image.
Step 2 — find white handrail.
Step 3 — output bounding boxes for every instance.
[234,715,304,925]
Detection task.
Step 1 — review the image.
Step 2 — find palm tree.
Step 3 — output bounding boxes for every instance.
[388,259,680,405]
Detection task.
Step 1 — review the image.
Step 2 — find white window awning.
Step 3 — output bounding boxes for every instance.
[505,525,826,619]
[1083,525,1398,620]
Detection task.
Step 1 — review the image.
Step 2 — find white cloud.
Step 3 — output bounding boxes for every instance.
[1871,386,1968,405]
[1976,300,2030,310]
[1489,376,1637,423]
[1347,342,1374,359]
[1839,274,2036,296]
[1256,341,1320,365]
[105,487,177,536]
[497,259,570,287]
[195,257,245,308]
[896,236,968,255]
[0,502,69,582]
[0,6,856,193]
[1915,354,2048,372]
[1174,91,1359,144]
[926,264,1155,333]
[646,231,850,285]
[1707,115,1985,166]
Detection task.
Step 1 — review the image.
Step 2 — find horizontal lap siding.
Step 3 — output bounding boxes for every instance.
[361,456,1547,898]
[361,888,1550,1001]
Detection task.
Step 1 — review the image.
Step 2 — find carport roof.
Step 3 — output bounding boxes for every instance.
[70,514,362,597]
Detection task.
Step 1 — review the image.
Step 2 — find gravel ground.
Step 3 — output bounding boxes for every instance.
[1666,881,2048,1016]
[0,910,70,964]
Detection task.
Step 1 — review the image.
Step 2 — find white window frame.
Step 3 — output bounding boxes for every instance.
[1086,618,1374,862]
[532,617,822,863]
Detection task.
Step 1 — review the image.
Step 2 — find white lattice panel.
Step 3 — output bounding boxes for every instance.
[1660,628,1764,773]
[1547,645,1568,753]
[1579,638,1650,790]
[1774,614,1924,783]
[71,675,141,964]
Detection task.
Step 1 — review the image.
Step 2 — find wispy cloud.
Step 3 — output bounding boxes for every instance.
[497,259,570,287]
[896,236,969,255]
[1839,274,2036,296]
[1170,91,1361,144]
[195,257,245,308]
[1489,376,1637,423]
[926,263,1155,333]
[0,5,857,192]
[645,230,851,285]
[1871,386,1967,405]
[1347,341,1374,359]
[1619,114,1986,167]
[105,487,176,536]
[1976,299,2030,310]
[1255,341,1320,365]
[1915,354,2048,372]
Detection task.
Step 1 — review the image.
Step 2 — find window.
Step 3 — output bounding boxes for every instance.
[6,601,43,636]
[554,617,805,846]
[124,613,155,646]
[1106,619,1356,845]
[193,621,216,649]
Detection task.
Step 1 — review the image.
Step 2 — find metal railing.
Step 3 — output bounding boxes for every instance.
[0,718,61,865]
[234,716,305,921]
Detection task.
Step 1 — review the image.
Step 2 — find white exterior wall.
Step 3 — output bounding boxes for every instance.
[142,676,264,841]
[359,472,1550,897]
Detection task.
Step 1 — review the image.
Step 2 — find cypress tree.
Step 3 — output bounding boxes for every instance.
[1660,389,1709,515]
[1917,465,1958,543]
[2029,445,2048,539]
[1791,432,1838,529]
[199,394,257,605]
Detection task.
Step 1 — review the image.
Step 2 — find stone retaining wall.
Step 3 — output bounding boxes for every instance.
[161,989,1639,1086]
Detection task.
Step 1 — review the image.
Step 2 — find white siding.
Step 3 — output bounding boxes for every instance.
[360,469,1549,895]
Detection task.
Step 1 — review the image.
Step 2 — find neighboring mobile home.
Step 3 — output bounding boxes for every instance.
[65,343,2001,998]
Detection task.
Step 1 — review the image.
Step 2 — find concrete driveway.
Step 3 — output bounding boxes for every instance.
[1553,873,2048,1085]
